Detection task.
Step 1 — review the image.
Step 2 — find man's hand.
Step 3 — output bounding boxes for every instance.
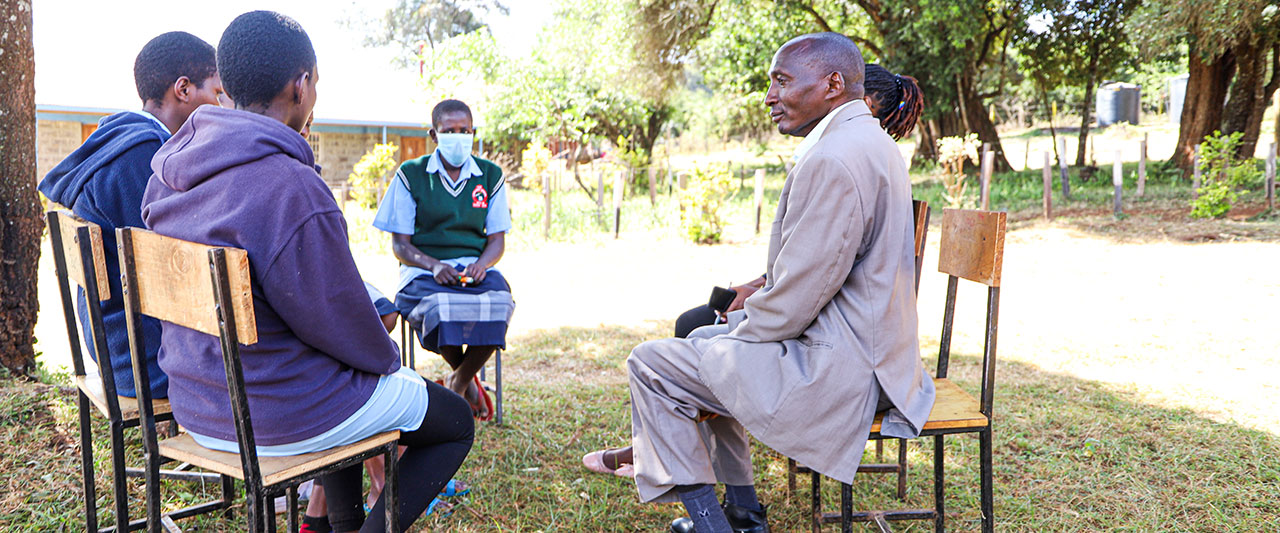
[726,283,762,314]
[462,262,488,284]
[432,263,462,286]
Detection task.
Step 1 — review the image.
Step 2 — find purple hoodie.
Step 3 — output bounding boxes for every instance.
[141,105,400,445]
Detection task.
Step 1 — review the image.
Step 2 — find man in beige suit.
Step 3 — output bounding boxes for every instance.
[629,32,936,533]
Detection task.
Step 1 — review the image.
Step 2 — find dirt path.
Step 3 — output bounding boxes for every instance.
[33,221,1279,434]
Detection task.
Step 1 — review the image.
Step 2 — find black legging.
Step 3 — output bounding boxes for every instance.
[321,379,474,532]
[674,304,719,339]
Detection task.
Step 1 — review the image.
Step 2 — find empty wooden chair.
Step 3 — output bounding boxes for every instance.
[46,210,232,532]
[118,227,402,533]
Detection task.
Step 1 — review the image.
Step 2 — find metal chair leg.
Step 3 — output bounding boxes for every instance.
[109,420,130,533]
[840,482,853,533]
[385,444,400,532]
[787,458,797,496]
[78,394,99,533]
[897,438,908,500]
[810,470,821,533]
[264,492,278,533]
[980,428,994,533]
[495,349,504,425]
[934,435,945,533]
[220,475,235,517]
[287,485,298,533]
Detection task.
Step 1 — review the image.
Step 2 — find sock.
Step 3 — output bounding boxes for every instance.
[677,484,732,533]
[724,484,762,512]
[299,514,331,533]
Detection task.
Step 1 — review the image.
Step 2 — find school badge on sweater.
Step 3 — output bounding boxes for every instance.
[472,184,489,208]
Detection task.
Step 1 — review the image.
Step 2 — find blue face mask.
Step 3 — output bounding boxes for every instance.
[436,133,474,167]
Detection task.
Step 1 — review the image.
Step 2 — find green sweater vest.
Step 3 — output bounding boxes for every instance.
[403,156,504,260]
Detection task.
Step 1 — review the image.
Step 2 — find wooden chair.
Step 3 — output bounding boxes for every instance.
[118,227,402,533]
[789,199,932,503]
[46,210,231,533]
[401,315,506,425]
[810,208,1006,532]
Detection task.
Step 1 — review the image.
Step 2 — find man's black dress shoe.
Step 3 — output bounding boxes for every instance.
[669,503,769,533]
[670,517,696,533]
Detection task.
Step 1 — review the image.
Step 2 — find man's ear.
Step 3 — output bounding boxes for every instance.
[172,76,193,104]
[293,72,310,104]
[825,71,845,100]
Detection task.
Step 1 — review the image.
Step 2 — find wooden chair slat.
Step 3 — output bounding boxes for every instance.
[74,374,172,421]
[123,229,257,344]
[870,378,987,434]
[158,431,400,487]
[52,211,111,300]
[912,200,929,260]
[937,209,1007,287]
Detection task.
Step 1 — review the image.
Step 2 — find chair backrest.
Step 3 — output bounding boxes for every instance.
[912,199,931,292]
[117,227,264,483]
[934,209,1006,419]
[46,211,125,412]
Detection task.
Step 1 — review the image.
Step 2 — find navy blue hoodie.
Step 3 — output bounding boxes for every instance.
[39,111,169,398]
[141,106,400,445]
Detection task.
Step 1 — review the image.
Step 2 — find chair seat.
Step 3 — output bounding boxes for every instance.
[871,378,987,434]
[157,430,400,487]
[76,374,171,421]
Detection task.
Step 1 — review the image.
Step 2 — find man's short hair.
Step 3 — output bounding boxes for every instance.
[217,11,316,108]
[784,32,865,95]
[133,32,218,103]
[432,99,473,128]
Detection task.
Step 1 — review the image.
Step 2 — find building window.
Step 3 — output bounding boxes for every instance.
[308,134,322,160]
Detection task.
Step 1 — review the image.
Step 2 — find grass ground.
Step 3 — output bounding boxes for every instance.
[9,121,1280,530]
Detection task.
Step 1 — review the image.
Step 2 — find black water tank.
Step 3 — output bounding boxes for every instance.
[1096,82,1140,126]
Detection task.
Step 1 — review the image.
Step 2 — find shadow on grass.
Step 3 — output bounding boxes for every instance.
[4,327,1278,531]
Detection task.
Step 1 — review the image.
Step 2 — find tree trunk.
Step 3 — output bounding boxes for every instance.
[1223,39,1279,159]
[958,69,1012,172]
[0,0,42,376]
[1171,44,1236,172]
[1075,55,1099,167]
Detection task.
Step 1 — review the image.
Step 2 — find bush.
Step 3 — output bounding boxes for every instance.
[519,142,553,194]
[679,164,735,244]
[937,134,981,208]
[1189,131,1260,219]
[347,143,399,209]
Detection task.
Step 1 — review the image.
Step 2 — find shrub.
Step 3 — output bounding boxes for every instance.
[679,164,735,244]
[1189,131,1261,219]
[937,134,981,208]
[347,143,399,209]
[519,141,553,194]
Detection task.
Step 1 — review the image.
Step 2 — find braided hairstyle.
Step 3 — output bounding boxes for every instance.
[864,64,924,140]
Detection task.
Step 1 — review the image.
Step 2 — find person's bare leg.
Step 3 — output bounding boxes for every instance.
[447,345,496,418]
[362,445,407,508]
[380,312,398,334]
[438,345,465,369]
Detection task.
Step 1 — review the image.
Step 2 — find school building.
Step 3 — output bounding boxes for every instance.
[35,104,435,186]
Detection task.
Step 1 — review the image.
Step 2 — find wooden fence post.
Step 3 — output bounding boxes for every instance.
[1192,145,1202,198]
[340,182,349,214]
[1023,137,1031,170]
[754,169,765,234]
[980,147,994,210]
[614,170,624,239]
[1137,134,1147,197]
[1057,136,1071,200]
[648,166,657,206]
[1113,149,1123,218]
[676,171,688,213]
[1042,151,1053,220]
[1267,142,1276,211]
[595,167,604,208]
[543,173,552,240]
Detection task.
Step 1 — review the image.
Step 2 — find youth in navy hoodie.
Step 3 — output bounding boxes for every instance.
[141,105,401,445]
[38,111,169,398]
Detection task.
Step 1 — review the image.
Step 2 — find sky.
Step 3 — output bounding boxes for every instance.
[33,0,552,123]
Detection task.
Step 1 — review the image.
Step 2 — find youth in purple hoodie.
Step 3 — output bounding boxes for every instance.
[141,105,400,445]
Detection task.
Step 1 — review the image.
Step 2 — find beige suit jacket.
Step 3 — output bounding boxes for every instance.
[699,100,935,483]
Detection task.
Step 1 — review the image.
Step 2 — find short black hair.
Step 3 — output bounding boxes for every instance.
[133,32,217,103]
[217,11,316,108]
[781,32,865,98]
[431,99,473,128]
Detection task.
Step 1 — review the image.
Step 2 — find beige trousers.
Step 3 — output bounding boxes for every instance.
[627,324,753,503]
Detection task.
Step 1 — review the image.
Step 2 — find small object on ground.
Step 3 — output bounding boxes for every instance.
[441,478,471,498]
